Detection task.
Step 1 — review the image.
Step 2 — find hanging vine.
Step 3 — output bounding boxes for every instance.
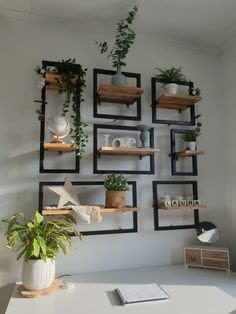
[36,58,88,158]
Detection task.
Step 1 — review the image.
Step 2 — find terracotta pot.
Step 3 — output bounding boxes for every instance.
[105,191,126,208]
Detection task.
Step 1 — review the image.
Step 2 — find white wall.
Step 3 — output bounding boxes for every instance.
[0,14,226,312]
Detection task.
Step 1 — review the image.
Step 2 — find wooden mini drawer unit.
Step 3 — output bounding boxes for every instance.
[184,246,230,272]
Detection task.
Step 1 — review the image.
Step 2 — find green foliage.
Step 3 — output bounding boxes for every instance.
[155,67,187,84]
[182,129,200,142]
[1,211,81,263]
[95,6,138,70]
[104,174,129,191]
[54,58,88,157]
[195,88,201,96]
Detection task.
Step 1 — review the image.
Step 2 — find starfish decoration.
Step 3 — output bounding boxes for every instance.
[48,178,80,208]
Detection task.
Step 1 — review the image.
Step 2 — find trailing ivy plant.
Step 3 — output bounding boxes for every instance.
[104,174,129,191]
[36,58,88,158]
[95,5,138,71]
[1,211,81,262]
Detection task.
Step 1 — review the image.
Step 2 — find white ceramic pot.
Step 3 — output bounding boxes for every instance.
[22,259,55,291]
[186,141,196,151]
[164,83,178,94]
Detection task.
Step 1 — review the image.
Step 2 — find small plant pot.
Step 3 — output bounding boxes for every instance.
[111,69,127,86]
[186,141,196,151]
[105,191,126,208]
[22,259,55,291]
[164,83,178,94]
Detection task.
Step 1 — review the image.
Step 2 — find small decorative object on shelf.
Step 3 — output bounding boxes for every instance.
[95,5,138,86]
[1,211,81,291]
[137,125,152,148]
[155,67,187,94]
[47,115,70,144]
[112,137,137,148]
[104,174,129,208]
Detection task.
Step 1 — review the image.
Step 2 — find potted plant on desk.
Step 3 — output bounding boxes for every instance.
[1,211,81,291]
[104,174,129,208]
[155,67,187,94]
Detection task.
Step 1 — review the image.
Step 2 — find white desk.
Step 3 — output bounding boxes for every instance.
[6,265,236,314]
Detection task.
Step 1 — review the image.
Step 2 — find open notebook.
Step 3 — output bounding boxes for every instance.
[115,283,169,305]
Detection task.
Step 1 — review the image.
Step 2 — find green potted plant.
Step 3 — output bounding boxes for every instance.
[1,211,81,291]
[182,126,201,151]
[95,6,138,86]
[155,67,187,94]
[36,58,88,158]
[104,174,129,208]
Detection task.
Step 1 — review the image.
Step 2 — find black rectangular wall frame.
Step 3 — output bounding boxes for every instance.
[93,68,142,121]
[170,129,198,176]
[153,180,200,231]
[39,181,138,236]
[93,124,155,175]
[151,77,196,126]
[39,60,80,173]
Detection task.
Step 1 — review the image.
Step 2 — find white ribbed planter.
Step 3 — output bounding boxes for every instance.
[164,83,178,94]
[185,141,196,151]
[22,259,55,291]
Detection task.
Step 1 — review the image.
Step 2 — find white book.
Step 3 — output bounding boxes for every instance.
[115,283,169,305]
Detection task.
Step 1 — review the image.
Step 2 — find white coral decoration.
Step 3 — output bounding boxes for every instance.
[38,78,46,89]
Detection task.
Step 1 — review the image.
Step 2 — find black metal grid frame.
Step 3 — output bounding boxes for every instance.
[170,129,198,176]
[39,60,80,173]
[93,68,142,121]
[151,77,196,126]
[38,181,138,236]
[93,124,155,174]
[153,180,200,231]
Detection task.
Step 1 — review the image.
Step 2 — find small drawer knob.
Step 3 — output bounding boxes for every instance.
[191,256,196,261]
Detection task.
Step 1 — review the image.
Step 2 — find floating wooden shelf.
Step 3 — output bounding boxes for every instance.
[43,143,75,152]
[97,147,160,158]
[42,207,139,216]
[170,150,204,158]
[97,84,144,105]
[45,71,77,91]
[156,93,202,110]
[159,205,207,210]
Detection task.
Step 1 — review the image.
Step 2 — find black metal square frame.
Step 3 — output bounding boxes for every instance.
[39,60,80,173]
[93,124,155,175]
[93,68,142,121]
[38,181,138,236]
[153,180,200,231]
[170,129,198,176]
[151,77,196,126]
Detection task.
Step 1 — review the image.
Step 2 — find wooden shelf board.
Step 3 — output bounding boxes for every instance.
[45,71,77,91]
[42,207,139,216]
[175,150,204,158]
[97,84,144,105]
[98,147,160,157]
[159,205,207,210]
[156,93,202,110]
[44,143,75,152]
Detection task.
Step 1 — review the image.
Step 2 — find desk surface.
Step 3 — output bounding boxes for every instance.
[6,265,236,314]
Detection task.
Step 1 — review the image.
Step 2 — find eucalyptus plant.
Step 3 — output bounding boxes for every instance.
[95,5,138,71]
[1,211,81,262]
[155,67,187,84]
[104,174,129,191]
[182,129,200,142]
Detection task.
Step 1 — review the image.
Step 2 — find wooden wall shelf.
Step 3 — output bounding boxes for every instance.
[45,71,77,91]
[43,143,75,152]
[42,207,139,216]
[97,147,160,158]
[97,84,144,105]
[159,205,207,210]
[156,93,202,110]
[170,150,204,159]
